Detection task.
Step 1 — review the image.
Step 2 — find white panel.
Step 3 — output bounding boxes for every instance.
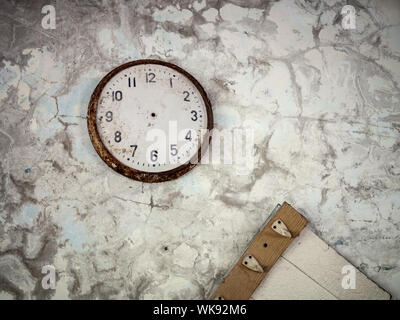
[252,257,337,300]
[255,227,390,300]
[283,227,390,299]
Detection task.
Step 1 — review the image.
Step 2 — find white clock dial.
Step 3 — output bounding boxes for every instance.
[88,60,213,182]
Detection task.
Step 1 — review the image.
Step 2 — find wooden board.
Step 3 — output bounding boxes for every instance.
[211,203,390,300]
[210,202,308,300]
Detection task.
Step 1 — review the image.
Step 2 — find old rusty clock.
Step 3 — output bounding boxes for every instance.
[87,59,213,183]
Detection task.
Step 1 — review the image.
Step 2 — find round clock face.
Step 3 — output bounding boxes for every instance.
[87,60,213,183]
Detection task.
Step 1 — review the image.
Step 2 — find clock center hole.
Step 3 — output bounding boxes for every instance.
[151,112,156,118]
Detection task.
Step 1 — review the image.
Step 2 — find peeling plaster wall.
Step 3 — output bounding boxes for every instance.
[0,0,399,299]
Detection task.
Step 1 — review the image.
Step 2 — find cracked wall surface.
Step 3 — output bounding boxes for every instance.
[0,0,399,299]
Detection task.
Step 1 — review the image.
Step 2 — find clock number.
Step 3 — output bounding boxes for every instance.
[183,91,190,102]
[128,77,136,87]
[185,130,192,141]
[170,144,178,156]
[146,73,156,83]
[150,150,158,162]
[105,111,113,122]
[112,90,123,101]
[114,131,122,143]
[170,78,173,88]
[190,110,197,121]
[130,144,137,158]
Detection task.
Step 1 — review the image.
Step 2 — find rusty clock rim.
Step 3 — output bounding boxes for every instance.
[87,59,214,183]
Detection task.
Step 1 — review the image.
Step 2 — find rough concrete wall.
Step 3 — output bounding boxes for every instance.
[0,0,399,299]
